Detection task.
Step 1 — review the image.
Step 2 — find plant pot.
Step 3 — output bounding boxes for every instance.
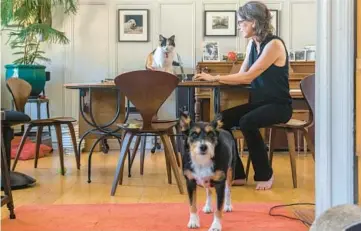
[5,64,46,97]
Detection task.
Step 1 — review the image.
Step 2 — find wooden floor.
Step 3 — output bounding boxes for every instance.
[2,147,361,219]
[2,148,320,218]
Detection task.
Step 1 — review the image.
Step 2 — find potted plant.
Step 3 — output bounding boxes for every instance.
[1,0,77,97]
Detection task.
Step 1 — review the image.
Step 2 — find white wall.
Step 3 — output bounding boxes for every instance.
[1,0,316,120]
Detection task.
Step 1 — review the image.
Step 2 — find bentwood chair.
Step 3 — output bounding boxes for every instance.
[111,70,184,196]
[7,78,80,175]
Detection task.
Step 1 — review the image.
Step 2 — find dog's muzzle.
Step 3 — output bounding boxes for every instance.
[199,144,208,155]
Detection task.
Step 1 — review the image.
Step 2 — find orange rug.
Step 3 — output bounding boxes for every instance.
[1,203,308,231]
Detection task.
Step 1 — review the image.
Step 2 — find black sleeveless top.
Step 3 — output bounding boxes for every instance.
[248,35,292,105]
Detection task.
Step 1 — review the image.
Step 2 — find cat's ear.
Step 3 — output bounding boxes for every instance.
[169,35,175,41]
[159,34,165,41]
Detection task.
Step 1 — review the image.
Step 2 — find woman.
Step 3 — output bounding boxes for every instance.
[194,1,293,190]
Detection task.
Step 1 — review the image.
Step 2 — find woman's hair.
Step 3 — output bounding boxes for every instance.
[238,1,274,42]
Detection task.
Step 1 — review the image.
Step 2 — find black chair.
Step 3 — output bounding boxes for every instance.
[1,110,36,190]
[1,111,16,219]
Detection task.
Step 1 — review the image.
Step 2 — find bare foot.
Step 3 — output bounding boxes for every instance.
[232,179,246,186]
[255,174,274,190]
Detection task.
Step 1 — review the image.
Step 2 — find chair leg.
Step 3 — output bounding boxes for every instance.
[67,122,80,169]
[239,138,244,157]
[160,134,184,194]
[54,124,65,176]
[168,128,181,167]
[164,147,172,184]
[302,128,315,161]
[140,135,147,175]
[34,126,43,168]
[111,131,134,196]
[1,136,16,219]
[46,101,52,140]
[12,124,32,171]
[286,129,297,188]
[245,154,251,181]
[129,135,141,177]
[268,128,277,166]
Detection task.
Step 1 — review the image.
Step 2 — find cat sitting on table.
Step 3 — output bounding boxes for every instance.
[145,34,181,74]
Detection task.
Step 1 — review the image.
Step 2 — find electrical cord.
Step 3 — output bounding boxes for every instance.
[269,203,315,227]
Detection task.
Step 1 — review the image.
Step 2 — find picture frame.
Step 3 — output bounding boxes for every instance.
[202,41,220,62]
[289,51,295,61]
[118,9,149,42]
[269,9,279,36]
[295,50,307,61]
[204,10,237,36]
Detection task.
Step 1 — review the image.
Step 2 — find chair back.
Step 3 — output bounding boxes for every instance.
[114,70,179,130]
[6,78,32,113]
[300,74,315,125]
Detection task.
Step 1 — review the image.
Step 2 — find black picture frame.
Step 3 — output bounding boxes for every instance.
[269,9,280,36]
[204,10,237,37]
[117,9,149,42]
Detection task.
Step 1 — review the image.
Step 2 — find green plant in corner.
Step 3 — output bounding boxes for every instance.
[1,0,78,96]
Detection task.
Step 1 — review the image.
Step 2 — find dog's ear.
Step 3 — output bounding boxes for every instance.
[178,109,192,133]
[210,113,223,130]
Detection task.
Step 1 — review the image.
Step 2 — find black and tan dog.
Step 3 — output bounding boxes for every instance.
[179,111,237,231]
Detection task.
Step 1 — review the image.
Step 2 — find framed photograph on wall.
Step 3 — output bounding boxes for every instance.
[118,9,149,42]
[204,10,237,36]
[202,41,220,62]
[269,9,279,36]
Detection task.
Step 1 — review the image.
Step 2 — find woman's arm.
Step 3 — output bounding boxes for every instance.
[239,39,253,73]
[217,39,284,85]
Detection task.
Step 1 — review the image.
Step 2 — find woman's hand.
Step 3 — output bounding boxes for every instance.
[193,72,216,81]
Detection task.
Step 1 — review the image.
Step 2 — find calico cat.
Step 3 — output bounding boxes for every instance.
[145,34,180,73]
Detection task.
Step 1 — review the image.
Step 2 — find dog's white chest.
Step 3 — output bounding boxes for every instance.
[191,162,214,181]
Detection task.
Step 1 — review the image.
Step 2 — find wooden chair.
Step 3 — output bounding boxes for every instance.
[111,70,184,196]
[7,78,80,175]
[245,74,315,188]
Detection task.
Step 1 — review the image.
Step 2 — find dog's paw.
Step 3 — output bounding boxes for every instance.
[208,219,222,231]
[202,204,213,213]
[223,204,232,212]
[188,213,200,229]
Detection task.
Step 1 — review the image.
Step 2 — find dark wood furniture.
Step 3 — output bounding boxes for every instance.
[7,78,80,175]
[1,110,16,219]
[111,70,184,196]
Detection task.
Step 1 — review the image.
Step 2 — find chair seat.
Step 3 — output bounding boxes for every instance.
[29,117,76,125]
[2,111,31,126]
[273,119,307,128]
[135,118,178,123]
[118,121,177,133]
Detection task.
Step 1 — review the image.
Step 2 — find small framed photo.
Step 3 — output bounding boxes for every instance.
[295,50,307,61]
[289,51,295,61]
[269,9,279,36]
[202,41,220,62]
[118,9,149,42]
[204,10,237,36]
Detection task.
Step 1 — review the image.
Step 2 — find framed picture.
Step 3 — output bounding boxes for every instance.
[204,10,237,36]
[202,41,220,62]
[295,50,307,61]
[269,9,279,36]
[289,51,295,61]
[118,9,149,42]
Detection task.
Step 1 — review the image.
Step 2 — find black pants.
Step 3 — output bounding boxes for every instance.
[220,102,293,181]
